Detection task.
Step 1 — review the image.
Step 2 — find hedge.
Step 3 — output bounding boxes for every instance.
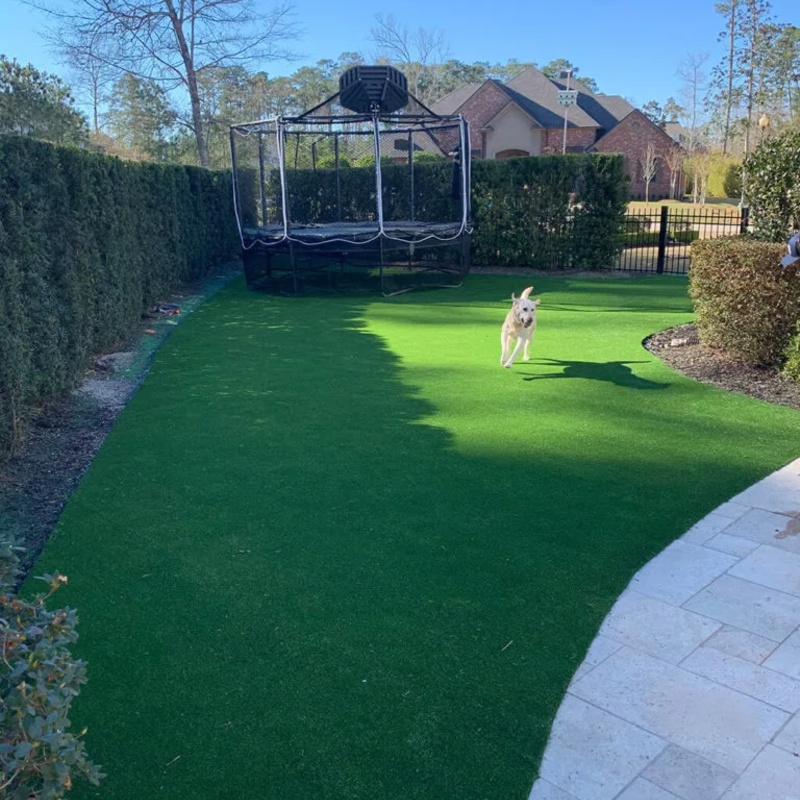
[261,153,628,269]
[689,237,800,365]
[0,136,240,460]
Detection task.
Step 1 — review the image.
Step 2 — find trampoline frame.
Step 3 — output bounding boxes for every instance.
[230,94,472,296]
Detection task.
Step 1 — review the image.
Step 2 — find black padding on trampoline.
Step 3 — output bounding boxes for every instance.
[242,221,463,245]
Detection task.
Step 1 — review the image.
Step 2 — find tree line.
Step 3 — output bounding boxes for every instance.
[2,0,798,178]
[665,1,799,157]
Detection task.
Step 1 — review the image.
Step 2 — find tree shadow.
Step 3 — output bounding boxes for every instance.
[522,357,670,390]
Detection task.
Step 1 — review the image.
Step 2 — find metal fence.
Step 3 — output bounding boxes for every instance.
[616,206,749,273]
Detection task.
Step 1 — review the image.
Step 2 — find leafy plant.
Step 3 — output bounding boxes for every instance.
[782,321,800,381]
[722,161,742,199]
[0,56,88,146]
[0,538,103,798]
[0,135,240,462]
[743,129,800,241]
[469,154,628,269]
[690,237,800,365]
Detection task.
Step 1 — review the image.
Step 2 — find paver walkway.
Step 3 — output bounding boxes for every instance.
[529,457,800,800]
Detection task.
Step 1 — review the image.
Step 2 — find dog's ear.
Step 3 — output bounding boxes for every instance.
[520,286,534,300]
[510,292,517,302]
[532,298,542,307]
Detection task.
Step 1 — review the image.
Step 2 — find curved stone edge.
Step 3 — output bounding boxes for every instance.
[529,457,800,800]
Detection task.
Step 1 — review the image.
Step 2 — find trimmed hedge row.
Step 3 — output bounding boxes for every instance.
[0,136,240,460]
[260,153,629,269]
[689,238,800,366]
[471,154,629,269]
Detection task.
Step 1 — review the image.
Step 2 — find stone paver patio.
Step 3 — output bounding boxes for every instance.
[529,457,800,800]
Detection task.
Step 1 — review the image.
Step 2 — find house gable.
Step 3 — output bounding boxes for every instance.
[592,109,683,199]
[482,101,543,158]
[450,80,515,156]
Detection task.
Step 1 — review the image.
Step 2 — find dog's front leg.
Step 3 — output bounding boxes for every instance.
[523,334,533,362]
[500,332,510,366]
[503,337,524,368]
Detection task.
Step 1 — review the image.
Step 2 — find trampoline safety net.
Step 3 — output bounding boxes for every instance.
[229,66,472,295]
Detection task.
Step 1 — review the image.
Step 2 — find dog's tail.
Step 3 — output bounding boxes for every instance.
[520,286,534,299]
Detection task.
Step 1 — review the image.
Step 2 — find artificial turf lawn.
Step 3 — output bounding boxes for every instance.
[28,274,800,799]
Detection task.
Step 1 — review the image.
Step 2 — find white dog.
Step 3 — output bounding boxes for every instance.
[500,286,541,368]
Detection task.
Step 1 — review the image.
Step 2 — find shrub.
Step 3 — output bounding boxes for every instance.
[411,151,446,164]
[0,538,103,798]
[783,321,800,381]
[470,153,628,269]
[0,135,240,462]
[743,129,800,242]
[315,155,350,169]
[690,237,800,365]
[722,161,743,199]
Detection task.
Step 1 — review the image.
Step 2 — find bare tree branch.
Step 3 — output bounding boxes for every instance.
[23,0,301,166]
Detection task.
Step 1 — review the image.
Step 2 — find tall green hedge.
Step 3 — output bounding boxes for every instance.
[0,136,239,460]
[472,153,628,269]
[268,153,628,268]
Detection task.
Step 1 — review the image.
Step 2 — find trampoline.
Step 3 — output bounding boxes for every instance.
[229,65,472,295]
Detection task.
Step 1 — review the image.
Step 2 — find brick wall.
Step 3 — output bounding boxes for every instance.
[592,111,681,200]
[540,126,597,155]
[460,82,518,154]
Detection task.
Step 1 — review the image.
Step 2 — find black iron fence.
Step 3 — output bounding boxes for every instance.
[617,205,749,273]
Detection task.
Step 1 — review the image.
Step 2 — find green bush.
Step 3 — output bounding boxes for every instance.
[782,321,800,381]
[690,237,800,365]
[412,151,446,163]
[0,538,103,798]
[246,152,629,267]
[0,136,240,461]
[315,155,351,169]
[470,154,628,269]
[743,129,800,242]
[722,162,743,199]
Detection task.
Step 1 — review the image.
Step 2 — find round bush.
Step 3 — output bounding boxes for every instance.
[690,237,800,365]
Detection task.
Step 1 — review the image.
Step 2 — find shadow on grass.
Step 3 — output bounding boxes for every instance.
[523,358,670,390]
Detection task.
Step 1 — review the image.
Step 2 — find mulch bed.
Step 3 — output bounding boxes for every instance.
[643,323,800,411]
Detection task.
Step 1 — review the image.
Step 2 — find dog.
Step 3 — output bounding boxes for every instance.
[500,286,540,368]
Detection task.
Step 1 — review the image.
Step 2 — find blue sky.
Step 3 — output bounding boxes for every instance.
[2,0,797,111]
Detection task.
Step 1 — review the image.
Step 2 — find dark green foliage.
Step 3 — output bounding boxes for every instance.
[281,160,461,225]
[743,129,800,241]
[0,136,239,460]
[690,237,800,365]
[0,537,103,798]
[570,154,629,268]
[266,153,627,266]
[723,161,742,199]
[471,154,628,269]
[0,56,88,146]
[782,321,800,381]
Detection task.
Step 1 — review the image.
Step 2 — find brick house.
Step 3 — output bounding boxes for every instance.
[430,66,683,200]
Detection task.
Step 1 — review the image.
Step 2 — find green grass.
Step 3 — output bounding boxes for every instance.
[29,274,800,799]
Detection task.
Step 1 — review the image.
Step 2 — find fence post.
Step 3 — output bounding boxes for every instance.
[656,205,668,274]
[740,206,750,235]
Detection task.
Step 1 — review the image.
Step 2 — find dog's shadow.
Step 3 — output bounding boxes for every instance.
[523,358,669,390]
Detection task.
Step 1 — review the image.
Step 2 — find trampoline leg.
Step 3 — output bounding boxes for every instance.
[289,240,298,295]
[379,236,386,295]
